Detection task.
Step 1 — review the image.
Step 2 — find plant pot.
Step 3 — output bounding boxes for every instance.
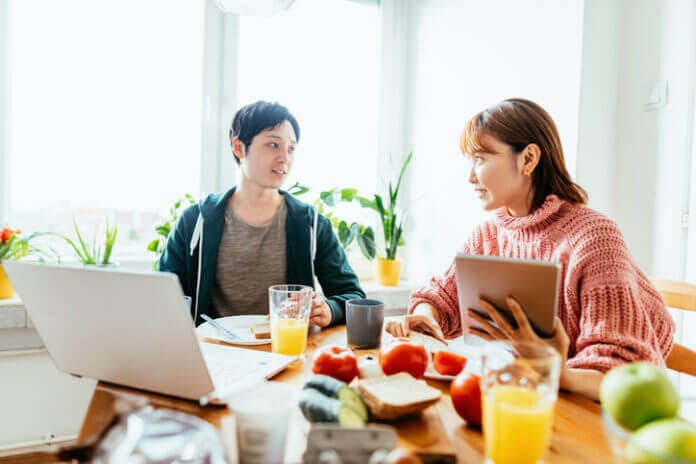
[0,262,16,299]
[376,258,401,286]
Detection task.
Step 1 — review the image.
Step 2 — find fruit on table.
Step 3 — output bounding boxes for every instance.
[299,388,366,427]
[379,337,428,379]
[312,344,359,383]
[433,350,468,376]
[625,418,696,464]
[450,371,482,427]
[304,374,368,422]
[600,362,679,430]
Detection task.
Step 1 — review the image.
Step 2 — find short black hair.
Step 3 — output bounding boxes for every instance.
[229,101,301,164]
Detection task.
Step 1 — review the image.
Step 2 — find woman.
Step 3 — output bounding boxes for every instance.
[387,98,674,400]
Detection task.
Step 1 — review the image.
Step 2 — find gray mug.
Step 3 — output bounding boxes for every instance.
[346,299,385,349]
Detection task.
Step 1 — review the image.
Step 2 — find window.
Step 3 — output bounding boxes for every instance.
[7,0,204,258]
[235,0,381,197]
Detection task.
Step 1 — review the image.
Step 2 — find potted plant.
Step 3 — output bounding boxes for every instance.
[60,218,118,266]
[0,227,53,298]
[316,152,413,285]
[148,194,197,268]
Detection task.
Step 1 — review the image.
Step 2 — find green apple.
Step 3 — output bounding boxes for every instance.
[600,362,679,430]
[625,418,696,464]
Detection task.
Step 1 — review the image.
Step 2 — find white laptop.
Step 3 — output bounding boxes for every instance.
[3,261,296,404]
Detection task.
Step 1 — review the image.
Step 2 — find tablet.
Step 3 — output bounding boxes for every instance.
[455,253,561,338]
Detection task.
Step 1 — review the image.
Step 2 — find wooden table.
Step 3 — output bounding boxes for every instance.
[77,326,613,463]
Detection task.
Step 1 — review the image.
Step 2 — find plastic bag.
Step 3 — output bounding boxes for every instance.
[92,406,228,463]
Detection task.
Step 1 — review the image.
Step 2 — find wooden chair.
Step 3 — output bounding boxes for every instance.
[651,278,696,377]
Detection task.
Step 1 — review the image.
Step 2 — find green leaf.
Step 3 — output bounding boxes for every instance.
[287,181,310,196]
[156,224,171,237]
[320,189,337,207]
[102,221,118,264]
[357,195,377,211]
[357,227,376,260]
[147,239,160,252]
[340,188,358,201]
[392,151,413,209]
[73,219,96,264]
[337,221,350,247]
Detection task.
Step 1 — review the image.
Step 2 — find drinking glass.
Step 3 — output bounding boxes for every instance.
[268,284,312,357]
[482,342,561,464]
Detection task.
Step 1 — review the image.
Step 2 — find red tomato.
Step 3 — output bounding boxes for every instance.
[450,372,482,427]
[311,345,359,383]
[433,351,468,376]
[379,337,428,379]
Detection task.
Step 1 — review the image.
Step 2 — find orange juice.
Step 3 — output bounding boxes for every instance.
[483,385,554,464]
[271,318,308,356]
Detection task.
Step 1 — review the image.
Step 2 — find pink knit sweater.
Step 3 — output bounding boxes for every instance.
[409,195,675,372]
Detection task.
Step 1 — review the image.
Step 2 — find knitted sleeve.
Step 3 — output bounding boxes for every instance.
[408,241,472,338]
[408,261,462,338]
[567,219,675,372]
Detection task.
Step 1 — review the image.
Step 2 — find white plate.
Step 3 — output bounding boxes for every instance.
[197,315,271,346]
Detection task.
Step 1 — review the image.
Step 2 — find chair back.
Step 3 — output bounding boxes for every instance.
[651,278,696,376]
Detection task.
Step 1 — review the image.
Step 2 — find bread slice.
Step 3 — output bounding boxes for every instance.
[356,372,442,419]
[250,323,271,339]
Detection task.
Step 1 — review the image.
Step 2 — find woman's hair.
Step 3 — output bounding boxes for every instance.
[459,98,587,211]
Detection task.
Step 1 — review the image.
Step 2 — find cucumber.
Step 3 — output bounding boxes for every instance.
[303,375,368,422]
[299,388,365,427]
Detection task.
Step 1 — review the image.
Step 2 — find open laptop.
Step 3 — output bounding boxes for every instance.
[3,261,296,404]
[455,253,561,338]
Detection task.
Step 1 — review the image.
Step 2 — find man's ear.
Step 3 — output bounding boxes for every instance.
[232,137,246,160]
[521,143,541,176]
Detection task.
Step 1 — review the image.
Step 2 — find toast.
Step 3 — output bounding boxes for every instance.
[250,323,271,339]
[356,372,442,419]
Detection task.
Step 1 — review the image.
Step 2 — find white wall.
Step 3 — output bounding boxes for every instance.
[0,0,11,226]
[575,0,618,217]
[403,0,585,283]
[0,350,95,451]
[576,0,695,277]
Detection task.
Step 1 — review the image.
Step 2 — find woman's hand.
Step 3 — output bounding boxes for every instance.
[310,293,332,327]
[467,296,570,363]
[385,314,447,344]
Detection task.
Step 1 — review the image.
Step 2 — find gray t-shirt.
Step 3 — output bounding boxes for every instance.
[211,201,287,316]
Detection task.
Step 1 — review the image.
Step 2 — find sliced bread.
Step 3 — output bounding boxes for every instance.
[250,323,271,339]
[356,372,442,419]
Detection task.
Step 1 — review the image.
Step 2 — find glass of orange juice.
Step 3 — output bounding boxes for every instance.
[268,284,312,357]
[482,342,561,464]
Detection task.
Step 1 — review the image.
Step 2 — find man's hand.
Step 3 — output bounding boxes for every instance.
[310,293,332,327]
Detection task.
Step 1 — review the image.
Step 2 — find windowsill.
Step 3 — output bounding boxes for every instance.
[360,280,415,316]
[0,280,415,349]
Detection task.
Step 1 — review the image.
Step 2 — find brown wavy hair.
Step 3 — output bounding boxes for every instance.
[459,98,587,212]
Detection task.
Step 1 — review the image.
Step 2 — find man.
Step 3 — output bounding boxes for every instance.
[159,101,365,326]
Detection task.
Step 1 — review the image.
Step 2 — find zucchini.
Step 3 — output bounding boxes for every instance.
[299,388,365,427]
[303,375,368,422]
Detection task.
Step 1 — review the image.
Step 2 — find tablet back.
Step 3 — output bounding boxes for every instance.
[455,253,561,338]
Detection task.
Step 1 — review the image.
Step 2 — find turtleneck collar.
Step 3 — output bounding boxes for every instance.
[494,194,566,237]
